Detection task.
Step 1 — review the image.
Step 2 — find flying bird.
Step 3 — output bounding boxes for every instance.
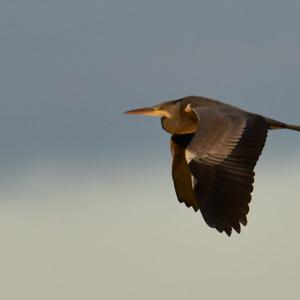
[125,96,300,236]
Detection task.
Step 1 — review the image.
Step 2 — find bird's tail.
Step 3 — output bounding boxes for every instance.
[266,117,300,132]
[284,124,300,131]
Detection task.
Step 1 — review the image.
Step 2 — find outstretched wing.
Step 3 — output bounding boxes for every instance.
[171,107,268,235]
[171,134,199,212]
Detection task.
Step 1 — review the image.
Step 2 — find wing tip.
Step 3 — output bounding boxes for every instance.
[215,219,248,236]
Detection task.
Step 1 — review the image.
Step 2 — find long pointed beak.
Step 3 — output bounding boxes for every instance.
[124,106,162,117]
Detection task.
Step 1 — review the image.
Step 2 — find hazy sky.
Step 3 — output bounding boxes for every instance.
[1,1,300,299]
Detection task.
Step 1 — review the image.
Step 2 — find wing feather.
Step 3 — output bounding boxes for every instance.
[171,109,268,236]
[186,107,247,166]
[171,135,199,211]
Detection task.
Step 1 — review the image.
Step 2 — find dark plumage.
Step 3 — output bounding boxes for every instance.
[125,96,300,236]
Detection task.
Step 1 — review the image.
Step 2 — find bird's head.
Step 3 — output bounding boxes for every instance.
[125,98,198,134]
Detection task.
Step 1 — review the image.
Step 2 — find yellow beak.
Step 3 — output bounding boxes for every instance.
[124,106,165,117]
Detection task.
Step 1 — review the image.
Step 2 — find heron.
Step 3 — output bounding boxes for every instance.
[125,96,300,236]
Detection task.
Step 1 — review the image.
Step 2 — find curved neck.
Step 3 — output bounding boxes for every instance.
[161,110,198,134]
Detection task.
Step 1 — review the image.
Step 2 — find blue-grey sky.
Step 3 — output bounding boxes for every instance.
[1,1,300,299]
[1,0,300,169]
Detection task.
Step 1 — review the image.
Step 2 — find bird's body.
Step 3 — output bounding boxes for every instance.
[125,96,300,236]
